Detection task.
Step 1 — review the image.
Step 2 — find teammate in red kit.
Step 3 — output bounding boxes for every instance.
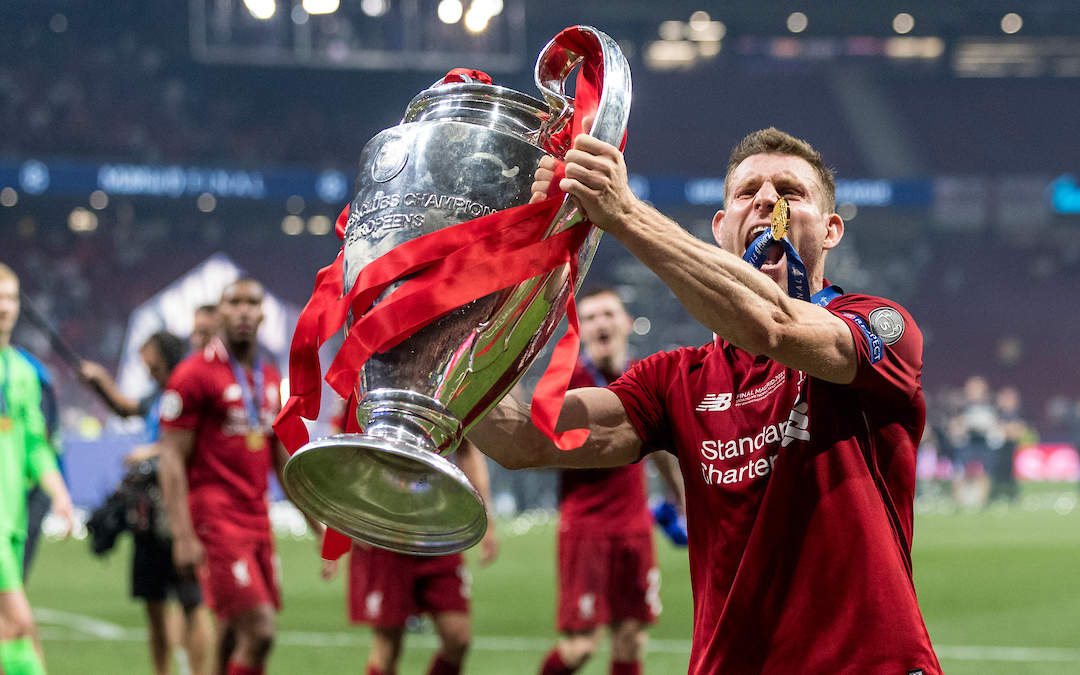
[322,404,499,675]
[158,278,321,675]
[469,127,942,675]
[539,287,684,675]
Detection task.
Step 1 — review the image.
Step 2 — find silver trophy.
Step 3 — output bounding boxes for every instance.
[281,26,631,555]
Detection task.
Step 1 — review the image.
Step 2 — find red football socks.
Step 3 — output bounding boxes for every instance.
[225,663,264,675]
[539,648,576,675]
[610,661,641,675]
[426,652,461,675]
[367,665,390,675]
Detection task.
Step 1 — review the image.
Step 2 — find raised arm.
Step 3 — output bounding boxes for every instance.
[533,132,857,385]
[78,361,142,417]
[157,427,202,579]
[467,386,643,471]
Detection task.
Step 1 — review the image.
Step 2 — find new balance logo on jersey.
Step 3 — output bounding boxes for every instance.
[695,393,732,412]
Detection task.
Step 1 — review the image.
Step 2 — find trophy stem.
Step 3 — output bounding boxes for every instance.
[356,389,464,456]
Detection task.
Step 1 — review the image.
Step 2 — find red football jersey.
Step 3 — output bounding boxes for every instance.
[558,360,652,534]
[609,293,941,675]
[160,339,283,536]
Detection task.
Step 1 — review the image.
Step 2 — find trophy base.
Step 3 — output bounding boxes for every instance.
[282,434,487,556]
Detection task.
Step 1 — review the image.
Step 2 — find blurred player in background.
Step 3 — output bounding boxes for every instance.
[470,127,941,674]
[949,376,999,509]
[0,263,74,675]
[158,278,321,675]
[80,330,213,675]
[190,305,219,353]
[539,287,684,675]
[323,401,499,675]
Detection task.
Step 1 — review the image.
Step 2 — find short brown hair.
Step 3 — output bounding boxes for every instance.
[725,128,836,213]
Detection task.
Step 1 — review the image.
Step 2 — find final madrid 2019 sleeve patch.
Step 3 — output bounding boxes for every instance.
[868,307,905,345]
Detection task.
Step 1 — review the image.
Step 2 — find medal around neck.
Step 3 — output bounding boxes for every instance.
[281,26,632,556]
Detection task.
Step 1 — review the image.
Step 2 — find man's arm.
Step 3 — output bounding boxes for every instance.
[22,364,73,533]
[534,135,857,384]
[468,387,643,471]
[454,440,499,566]
[78,361,142,417]
[157,427,203,580]
[38,471,73,535]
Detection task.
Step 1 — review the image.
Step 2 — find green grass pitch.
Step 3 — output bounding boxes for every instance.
[25,484,1080,674]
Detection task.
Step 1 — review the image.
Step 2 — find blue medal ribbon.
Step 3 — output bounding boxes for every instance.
[741,227,810,302]
[229,354,265,433]
[811,284,841,307]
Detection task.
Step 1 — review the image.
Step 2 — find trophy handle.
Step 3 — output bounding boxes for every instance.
[534,26,633,156]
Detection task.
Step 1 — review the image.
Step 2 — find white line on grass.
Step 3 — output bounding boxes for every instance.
[33,608,1080,662]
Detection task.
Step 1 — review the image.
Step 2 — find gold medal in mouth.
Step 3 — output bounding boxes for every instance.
[771,196,790,240]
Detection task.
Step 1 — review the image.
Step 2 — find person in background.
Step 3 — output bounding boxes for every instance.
[190,305,218,354]
[990,387,1029,503]
[538,287,685,675]
[0,263,74,675]
[158,278,322,675]
[80,331,213,675]
[321,425,498,675]
[949,376,1001,509]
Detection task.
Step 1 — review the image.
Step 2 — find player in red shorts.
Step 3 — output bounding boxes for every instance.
[158,278,322,675]
[469,127,942,675]
[538,287,684,675]
[321,426,498,675]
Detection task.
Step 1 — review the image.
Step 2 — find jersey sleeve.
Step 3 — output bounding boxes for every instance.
[607,351,677,456]
[15,356,58,483]
[159,359,206,431]
[828,295,922,404]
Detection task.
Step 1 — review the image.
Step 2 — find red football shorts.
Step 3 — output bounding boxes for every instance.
[348,545,469,627]
[196,523,281,621]
[556,529,660,632]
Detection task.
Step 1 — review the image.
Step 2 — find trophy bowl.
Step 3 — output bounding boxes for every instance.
[282,26,632,555]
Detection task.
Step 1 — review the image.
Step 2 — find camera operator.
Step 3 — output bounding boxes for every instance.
[80,331,212,675]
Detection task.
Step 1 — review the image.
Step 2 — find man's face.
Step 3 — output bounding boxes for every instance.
[218,281,264,344]
[190,310,218,351]
[578,292,632,368]
[713,153,843,294]
[0,278,20,340]
[140,342,171,388]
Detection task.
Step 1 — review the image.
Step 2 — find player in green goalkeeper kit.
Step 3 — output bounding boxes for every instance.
[0,263,74,675]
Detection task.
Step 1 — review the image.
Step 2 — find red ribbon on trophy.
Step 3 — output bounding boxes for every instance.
[273,27,614,560]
